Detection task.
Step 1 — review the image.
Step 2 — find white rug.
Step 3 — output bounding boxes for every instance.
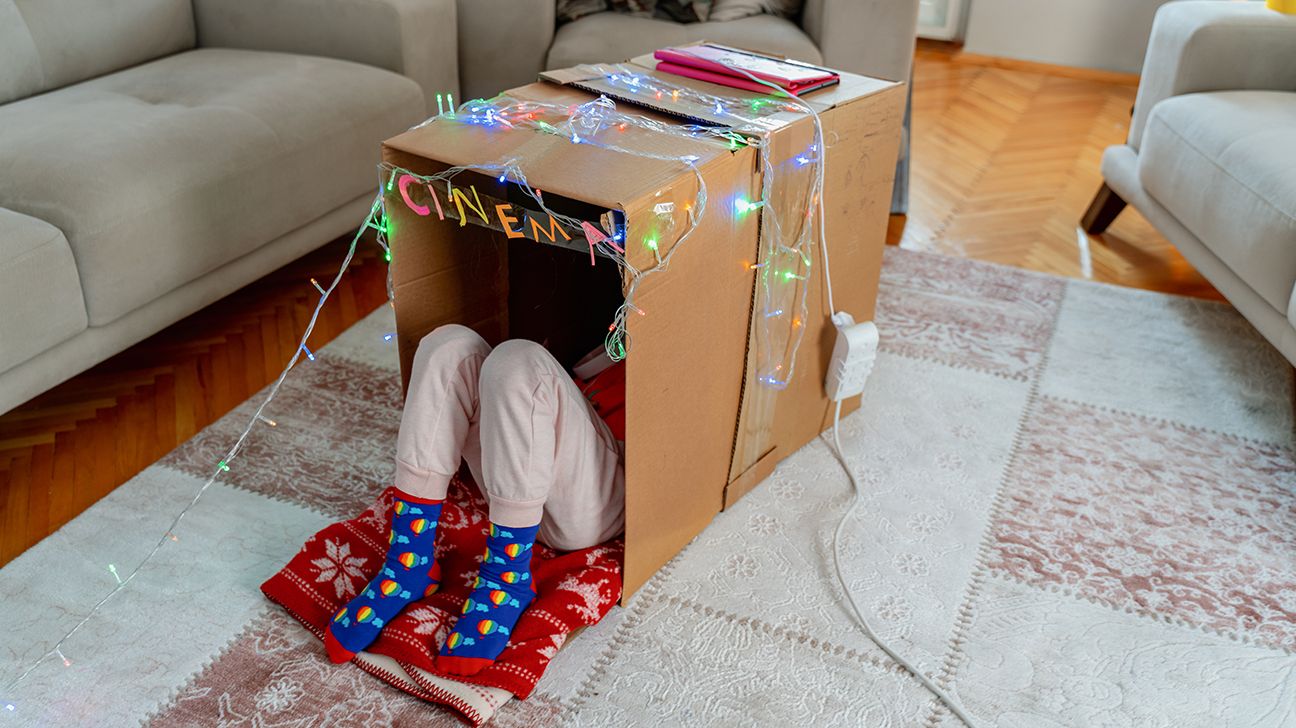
[1,248,1292,727]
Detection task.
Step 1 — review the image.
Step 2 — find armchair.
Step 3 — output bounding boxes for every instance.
[1082,1,1296,364]
[454,0,919,212]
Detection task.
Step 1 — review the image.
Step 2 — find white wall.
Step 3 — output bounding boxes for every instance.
[962,0,1174,74]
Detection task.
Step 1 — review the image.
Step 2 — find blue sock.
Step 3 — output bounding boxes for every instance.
[324,492,443,662]
[437,522,538,675]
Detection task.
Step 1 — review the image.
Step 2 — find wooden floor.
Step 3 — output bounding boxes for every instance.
[0,240,391,567]
[893,42,1221,300]
[0,45,1223,568]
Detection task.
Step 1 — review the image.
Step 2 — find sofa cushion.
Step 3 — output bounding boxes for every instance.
[0,48,424,326]
[547,11,822,71]
[1139,90,1296,314]
[0,0,195,105]
[0,209,87,374]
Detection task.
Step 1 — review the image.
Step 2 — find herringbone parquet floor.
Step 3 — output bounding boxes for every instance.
[896,43,1220,299]
[0,45,1222,568]
[0,241,391,566]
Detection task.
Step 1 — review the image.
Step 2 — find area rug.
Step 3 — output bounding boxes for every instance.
[1,247,1292,727]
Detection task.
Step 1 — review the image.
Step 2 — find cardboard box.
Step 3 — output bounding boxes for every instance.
[382,55,904,599]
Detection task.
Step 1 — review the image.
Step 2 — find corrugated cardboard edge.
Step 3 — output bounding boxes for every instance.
[724,82,906,499]
[722,445,780,509]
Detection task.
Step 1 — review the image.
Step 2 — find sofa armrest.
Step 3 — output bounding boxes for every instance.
[456,0,556,100]
[801,0,918,82]
[1128,1,1296,151]
[194,0,458,114]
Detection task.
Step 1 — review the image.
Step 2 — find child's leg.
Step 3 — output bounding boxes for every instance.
[395,324,491,500]
[438,340,623,675]
[325,325,490,663]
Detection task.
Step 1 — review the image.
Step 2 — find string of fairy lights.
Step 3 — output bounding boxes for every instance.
[594,63,830,387]
[0,62,829,712]
[373,94,717,362]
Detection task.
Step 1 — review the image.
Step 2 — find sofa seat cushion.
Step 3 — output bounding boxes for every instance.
[0,209,87,374]
[0,48,424,326]
[1139,90,1296,314]
[547,12,822,71]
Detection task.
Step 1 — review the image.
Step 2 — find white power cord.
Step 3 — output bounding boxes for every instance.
[826,400,981,728]
[709,56,980,725]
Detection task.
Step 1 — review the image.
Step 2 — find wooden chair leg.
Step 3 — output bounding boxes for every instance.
[1081,182,1127,235]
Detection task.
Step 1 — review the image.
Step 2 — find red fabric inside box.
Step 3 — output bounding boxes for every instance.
[262,476,623,723]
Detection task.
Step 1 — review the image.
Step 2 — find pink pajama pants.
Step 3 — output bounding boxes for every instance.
[394,325,625,551]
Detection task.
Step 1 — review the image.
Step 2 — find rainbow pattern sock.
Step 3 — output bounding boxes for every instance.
[437,522,538,675]
[324,492,443,663]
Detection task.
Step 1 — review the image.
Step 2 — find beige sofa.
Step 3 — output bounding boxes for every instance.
[453,0,918,212]
[0,0,457,415]
[1083,1,1296,364]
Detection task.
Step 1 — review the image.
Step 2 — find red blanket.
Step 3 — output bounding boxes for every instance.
[262,476,623,724]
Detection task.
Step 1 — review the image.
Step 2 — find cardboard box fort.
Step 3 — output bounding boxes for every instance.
[382,52,905,600]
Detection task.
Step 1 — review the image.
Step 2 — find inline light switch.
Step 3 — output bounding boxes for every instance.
[824,313,878,401]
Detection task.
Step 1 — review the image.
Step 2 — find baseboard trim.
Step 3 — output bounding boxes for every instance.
[955,52,1140,86]
[917,40,1140,86]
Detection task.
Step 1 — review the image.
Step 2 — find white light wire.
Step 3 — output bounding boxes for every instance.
[717,64,980,727]
[1,195,381,697]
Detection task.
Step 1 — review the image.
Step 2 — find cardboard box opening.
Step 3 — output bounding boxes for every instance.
[383,140,763,602]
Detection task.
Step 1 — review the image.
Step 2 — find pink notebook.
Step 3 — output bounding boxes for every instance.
[654,44,839,96]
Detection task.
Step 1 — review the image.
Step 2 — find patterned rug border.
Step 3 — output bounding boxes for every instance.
[160,352,399,521]
[1040,393,1296,452]
[159,460,339,522]
[979,571,1295,657]
[921,272,1069,728]
[892,247,1241,308]
[878,341,1032,384]
[141,603,278,727]
[560,539,687,722]
[664,595,908,675]
[560,430,931,726]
